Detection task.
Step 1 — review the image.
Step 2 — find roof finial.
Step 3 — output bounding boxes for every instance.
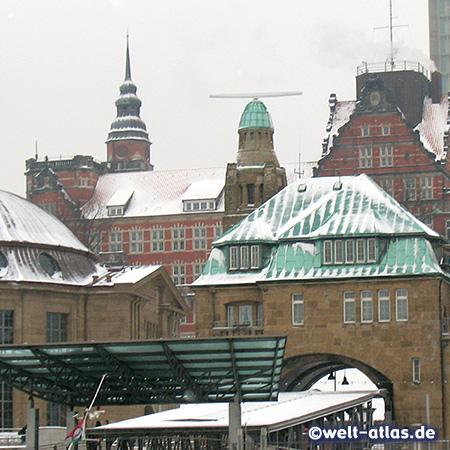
[125,31,132,81]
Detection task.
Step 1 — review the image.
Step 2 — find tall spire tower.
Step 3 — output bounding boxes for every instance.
[106,34,153,172]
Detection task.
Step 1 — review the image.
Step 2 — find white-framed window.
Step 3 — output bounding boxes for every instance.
[240,246,249,269]
[367,238,376,263]
[404,178,417,201]
[334,240,344,264]
[362,126,370,137]
[292,293,304,326]
[193,227,207,250]
[130,230,143,253]
[378,290,390,322]
[193,263,205,279]
[361,290,373,323]
[324,240,333,264]
[172,264,185,285]
[382,125,390,135]
[380,146,393,167]
[343,291,356,324]
[380,178,394,196]
[107,206,124,216]
[227,304,254,327]
[214,225,223,238]
[356,239,366,263]
[250,245,260,269]
[345,240,354,263]
[421,176,433,200]
[396,289,408,321]
[359,147,372,168]
[412,357,420,384]
[109,231,123,252]
[172,228,185,251]
[230,246,239,270]
[151,229,164,252]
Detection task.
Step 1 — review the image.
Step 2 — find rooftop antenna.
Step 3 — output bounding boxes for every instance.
[210,91,302,99]
[35,140,38,160]
[373,0,408,70]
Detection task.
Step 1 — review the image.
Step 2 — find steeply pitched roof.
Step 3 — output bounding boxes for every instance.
[194,175,446,286]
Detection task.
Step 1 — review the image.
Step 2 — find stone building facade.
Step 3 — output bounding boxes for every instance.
[192,175,450,437]
[0,189,186,428]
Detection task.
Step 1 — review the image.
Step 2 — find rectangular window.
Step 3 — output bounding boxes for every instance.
[345,240,354,263]
[361,291,373,323]
[359,147,372,168]
[250,245,260,269]
[343,291,356,324]
[193,227,207,250]
[412,358,420,384]
[172,265,185,285]
[356,239,366,263]
[378,290,391,322]
[421,177,433,200]
[46,312,68,343]
[240,246,250,269]
[362,127,369,137]
[230,246,239,270]
[247,184,256,205]
[380,178,394,196]
[382,125,390,135]
[130,230,143,253]
[239,305,253,326]
[380,146,393,167]
[193,263,205,279]
[292,294,304,326]
[172,228,185,251]
[324,240,333,264]
[0,311,13,344]
[334,240,344,264]
[0,383,12,429]
[47,403,66,426]
[227,305,235,327]
[396,289,408,321]
[109,231,123,252]
[214,226,223,238]
[151,229,164,252]
[367,238,376,263]
[404,178,417,201]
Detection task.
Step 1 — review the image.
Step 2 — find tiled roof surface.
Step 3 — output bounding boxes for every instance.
[194,175,445,286]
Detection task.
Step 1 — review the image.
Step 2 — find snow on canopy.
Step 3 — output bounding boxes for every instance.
[0,190,88,252]
[82,167,227,219]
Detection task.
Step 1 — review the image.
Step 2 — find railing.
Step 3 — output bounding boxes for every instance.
[357,60,429,78]
[212,320,264,337]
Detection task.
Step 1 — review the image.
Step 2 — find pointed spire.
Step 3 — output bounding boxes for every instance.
[125,31,132,81]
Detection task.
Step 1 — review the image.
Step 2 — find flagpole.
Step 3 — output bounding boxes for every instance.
[83,374,108,440]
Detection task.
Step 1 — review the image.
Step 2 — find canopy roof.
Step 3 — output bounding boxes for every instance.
[0,336,286,406]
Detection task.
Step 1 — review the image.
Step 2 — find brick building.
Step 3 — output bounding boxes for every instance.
[315,62,450,237]
[192,174,450,437]
[25,39,289,336]
[0,189,187,428]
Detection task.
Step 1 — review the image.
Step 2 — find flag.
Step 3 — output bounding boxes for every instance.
[64,416,85,448]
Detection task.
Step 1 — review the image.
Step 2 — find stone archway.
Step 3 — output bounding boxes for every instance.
[280,353,394,421]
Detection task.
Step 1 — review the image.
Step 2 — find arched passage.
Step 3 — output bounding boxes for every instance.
[280,353,394,421]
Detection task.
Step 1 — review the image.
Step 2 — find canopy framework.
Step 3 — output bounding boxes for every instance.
[0,336,286,406]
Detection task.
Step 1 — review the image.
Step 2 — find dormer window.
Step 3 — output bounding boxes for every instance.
[106,189,134,217]
[229,245,261,271]
[323,238,378,265]
[183,199,217,212]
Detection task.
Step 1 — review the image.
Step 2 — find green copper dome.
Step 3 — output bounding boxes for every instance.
[238,100,274,130]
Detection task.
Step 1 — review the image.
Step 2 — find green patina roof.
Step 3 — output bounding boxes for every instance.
[239,100,274,129]
[193,175,448,286]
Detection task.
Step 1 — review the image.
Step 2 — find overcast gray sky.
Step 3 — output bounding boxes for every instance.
[1,0,429,197]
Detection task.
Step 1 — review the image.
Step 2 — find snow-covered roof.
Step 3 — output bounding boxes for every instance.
[0,190,88,252]
[105,189,134,207]
[98,391,379,432]
[415,95,450,160]
[321,101,356,157]
[83,167,227,219]
[181,179,223,201]
[194,175,446,286]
